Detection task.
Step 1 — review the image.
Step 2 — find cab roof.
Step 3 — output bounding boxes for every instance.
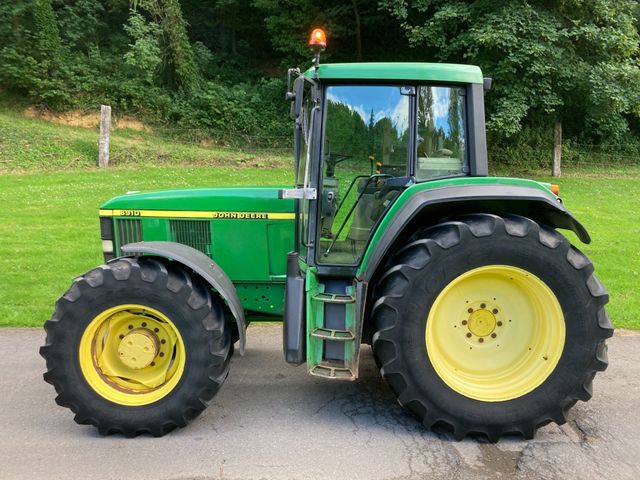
[304,62,484,84]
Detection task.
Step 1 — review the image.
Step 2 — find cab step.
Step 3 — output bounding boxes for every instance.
[306,277,361,381]
[310,362,356,380]
[311,327,355,341]
[312,293,355,304]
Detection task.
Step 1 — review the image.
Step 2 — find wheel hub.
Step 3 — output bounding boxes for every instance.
[426,265,566,402]
[468,308,497,337]
[117,329,158,369]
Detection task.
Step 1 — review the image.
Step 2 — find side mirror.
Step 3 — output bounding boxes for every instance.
[285,68,298,100]
[483,77,493,92]
[289,76,305,120]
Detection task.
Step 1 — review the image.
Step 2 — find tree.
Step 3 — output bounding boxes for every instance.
[123,10,163,85]
[383,0,640,141]
[52,0,107,51]
[0,0,67,105]
[133,0,201,92]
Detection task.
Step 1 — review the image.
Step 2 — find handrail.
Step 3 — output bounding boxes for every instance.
[322,174,393,257]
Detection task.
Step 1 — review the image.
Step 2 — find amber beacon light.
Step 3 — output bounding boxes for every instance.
[309,28,327,50]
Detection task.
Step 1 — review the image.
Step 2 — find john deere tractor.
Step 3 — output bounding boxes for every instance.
[41,30,613,441]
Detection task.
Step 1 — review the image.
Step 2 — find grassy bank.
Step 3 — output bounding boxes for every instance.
[0,107,288,172]
[0,108,638,329]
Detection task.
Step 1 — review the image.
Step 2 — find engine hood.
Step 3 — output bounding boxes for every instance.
[100,187,295,214]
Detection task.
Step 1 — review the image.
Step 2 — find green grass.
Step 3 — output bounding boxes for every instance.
[536,175,640,330]
[0,108,638,329]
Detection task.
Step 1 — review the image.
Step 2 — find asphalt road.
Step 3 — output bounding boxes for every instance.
[1,326,639,480]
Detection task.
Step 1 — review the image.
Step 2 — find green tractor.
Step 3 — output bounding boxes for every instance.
[41,30,612,441]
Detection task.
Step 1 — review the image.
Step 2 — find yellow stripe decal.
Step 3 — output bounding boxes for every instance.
[99,209,295,220]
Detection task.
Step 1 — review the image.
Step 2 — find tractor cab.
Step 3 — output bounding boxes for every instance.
[285,38,489,272]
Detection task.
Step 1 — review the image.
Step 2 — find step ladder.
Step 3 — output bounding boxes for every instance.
[307,284,359,380]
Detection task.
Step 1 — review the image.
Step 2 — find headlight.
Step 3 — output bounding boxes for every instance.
[100,215,115,261]
[102,240,114,253]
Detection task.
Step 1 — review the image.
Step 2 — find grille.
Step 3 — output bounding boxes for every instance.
[115,219,143,255]
[169,220,211,255]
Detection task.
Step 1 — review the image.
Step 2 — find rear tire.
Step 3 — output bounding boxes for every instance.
[40,257,232,437]
[371,214,613,441]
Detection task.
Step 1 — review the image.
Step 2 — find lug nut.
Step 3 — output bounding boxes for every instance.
[491,333,497,338]
[497,321,503,327]
[141,322,147,327]
[467,308,473,313]
[154,328,159,333]
[150,362,155,367]
[128,325,133,330]
[478,338,484,343]
[159,352,165,357]
[466,333,472,338]
[462,320,468,325]
[480,303,486,309]
[161,339,166,344]
[492,308,498,314]
[119,334,124,339]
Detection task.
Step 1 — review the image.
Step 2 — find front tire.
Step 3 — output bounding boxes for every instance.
[371,214,613,441]
[41,257,232,437]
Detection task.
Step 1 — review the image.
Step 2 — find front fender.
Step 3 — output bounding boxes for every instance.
[358,183,590,283]
[121,241,246,354]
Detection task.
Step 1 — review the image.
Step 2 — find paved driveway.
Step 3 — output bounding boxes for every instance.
[1,326,639,480]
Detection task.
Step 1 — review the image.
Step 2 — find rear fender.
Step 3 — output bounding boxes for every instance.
[359,183,590,283]
[121,241,246,354]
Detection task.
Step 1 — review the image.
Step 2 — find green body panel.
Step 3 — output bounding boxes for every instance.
[305,62,484,84]
[357,177,555,277]
[102,187,295,317]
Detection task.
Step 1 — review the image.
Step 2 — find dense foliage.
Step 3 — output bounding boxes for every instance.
[384,0,640,142]
[0,0,639,151]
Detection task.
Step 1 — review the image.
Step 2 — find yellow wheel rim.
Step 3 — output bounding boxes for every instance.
[425,265,565,402]
[79,304,186,406]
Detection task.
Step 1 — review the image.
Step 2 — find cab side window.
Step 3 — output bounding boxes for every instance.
[416,86,467,180]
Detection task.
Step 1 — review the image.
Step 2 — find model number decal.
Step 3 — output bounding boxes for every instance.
[119,210,141,217]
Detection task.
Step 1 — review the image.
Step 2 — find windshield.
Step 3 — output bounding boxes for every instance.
[317,85,410,265]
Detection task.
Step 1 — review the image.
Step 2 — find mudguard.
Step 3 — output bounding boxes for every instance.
[359,183,591,283]
[121,241,246,354]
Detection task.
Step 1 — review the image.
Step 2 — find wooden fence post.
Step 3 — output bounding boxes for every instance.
[552,121,562,178]
[98,105,111,168]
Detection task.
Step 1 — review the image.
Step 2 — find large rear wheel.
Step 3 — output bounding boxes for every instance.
[41,257,232,437]
[371,214,613,441]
